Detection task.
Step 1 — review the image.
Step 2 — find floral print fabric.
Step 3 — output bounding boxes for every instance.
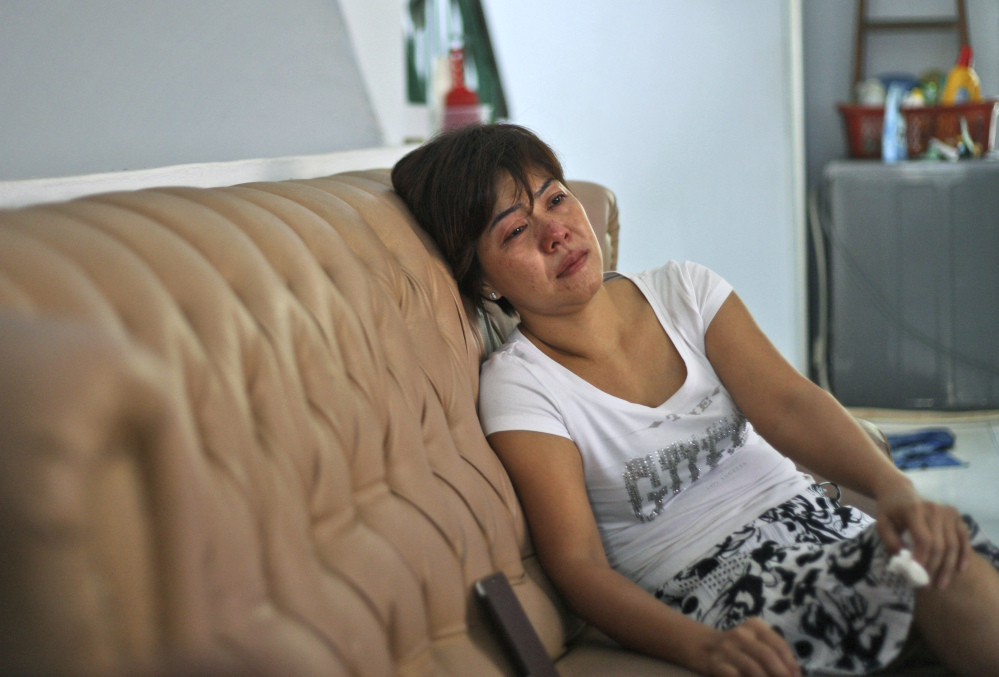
[654,485,999,674]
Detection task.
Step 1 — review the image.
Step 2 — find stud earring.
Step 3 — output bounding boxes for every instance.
[489,292,498,300]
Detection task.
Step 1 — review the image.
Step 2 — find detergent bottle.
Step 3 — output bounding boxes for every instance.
[941,45,981,104]
[442,44,481,131]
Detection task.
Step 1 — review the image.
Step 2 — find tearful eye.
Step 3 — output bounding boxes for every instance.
[504,225,526,243]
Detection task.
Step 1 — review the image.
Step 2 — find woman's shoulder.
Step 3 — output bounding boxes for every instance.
[478,332,567,432]
[624,261,733,339]
[629,260,717,286]
[480,331,543,384]
[625,261,728,302]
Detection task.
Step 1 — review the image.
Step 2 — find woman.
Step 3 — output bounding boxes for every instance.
[391,123,999,677]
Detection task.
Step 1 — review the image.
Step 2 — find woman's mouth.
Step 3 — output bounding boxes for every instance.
[556,250,588,278]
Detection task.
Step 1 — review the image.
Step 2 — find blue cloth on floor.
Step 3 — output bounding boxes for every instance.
[885,428,966,470]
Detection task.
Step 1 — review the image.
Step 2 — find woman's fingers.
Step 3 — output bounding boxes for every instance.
[922,505,946,583]
[727,626,779,677]
[875,516,904,554]
[904,502,933,562]
[884,498,971,589]
[707,619,801,677]
[750,620,800,677]
[722,652,767,677]
[957,515,972,573]
[937,515,960,588]
[933,506,970,589]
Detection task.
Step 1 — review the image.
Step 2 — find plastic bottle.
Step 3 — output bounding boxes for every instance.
[442,45,481,131]
[941,45,981,104]
[882,83,908,163]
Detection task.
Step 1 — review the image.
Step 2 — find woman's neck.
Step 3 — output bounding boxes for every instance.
[517,280,634,361]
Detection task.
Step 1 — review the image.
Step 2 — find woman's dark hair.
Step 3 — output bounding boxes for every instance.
[391,123,565,317]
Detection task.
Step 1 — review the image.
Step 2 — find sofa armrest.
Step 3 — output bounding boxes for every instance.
[566,180,619,271]
[857,417,891,458]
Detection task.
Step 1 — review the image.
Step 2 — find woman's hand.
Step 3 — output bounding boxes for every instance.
[874,482,971,589]
[693,618,801,677]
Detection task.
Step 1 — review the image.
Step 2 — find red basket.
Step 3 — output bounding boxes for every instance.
[838,100,998,159]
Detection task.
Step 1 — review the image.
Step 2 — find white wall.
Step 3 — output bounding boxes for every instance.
[481,0,807,367]
[0,0,382,181]
[339,0,424,145]
[0,0,809,367]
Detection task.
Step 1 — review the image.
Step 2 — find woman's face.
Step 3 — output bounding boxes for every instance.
[476,170,604,319]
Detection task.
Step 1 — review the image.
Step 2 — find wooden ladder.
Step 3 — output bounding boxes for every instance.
[852,0,969,91]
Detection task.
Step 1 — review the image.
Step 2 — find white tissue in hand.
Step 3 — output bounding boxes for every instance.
[887,549,930,587]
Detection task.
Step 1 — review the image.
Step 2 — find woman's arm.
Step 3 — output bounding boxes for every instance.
[704,292,970,588]
[487,429,801,677]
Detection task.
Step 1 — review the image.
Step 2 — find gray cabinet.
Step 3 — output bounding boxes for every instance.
[822,160,999,410]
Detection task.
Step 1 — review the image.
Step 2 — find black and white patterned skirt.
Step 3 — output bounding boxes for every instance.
[654,485,999,675]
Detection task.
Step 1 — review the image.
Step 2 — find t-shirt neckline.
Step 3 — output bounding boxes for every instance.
[510,271,698,412]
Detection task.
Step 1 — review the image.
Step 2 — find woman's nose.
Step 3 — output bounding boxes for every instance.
[541,220,569,251]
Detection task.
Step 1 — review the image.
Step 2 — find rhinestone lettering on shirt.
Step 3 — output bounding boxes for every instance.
[622,412,749,522]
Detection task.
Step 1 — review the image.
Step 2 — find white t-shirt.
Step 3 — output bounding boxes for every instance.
[478,261,814,592]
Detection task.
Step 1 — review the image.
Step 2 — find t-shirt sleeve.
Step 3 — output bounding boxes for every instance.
[635,261,733,352]
[478,350,572,440]
[679,260,733,329]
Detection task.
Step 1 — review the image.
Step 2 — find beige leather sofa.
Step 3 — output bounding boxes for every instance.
[0,170,943,676]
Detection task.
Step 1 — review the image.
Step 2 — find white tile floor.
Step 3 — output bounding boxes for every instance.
[850,409,999,542]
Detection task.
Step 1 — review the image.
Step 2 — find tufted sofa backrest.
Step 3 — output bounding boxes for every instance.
[0,169,619,676]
